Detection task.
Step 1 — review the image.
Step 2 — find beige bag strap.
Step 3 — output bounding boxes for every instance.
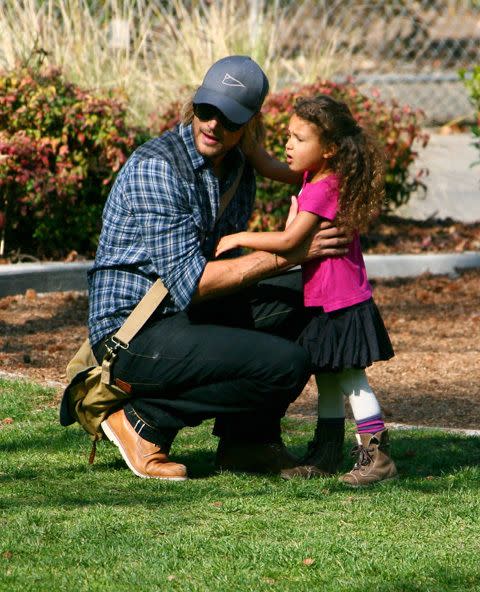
[216,162,245,221]
[101,278,168,384]
[114,278,168,347]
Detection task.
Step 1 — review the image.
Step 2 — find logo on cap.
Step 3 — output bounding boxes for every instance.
[222,73,246,88]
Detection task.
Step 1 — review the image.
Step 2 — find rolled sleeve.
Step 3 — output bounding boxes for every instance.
[126,158,206,310]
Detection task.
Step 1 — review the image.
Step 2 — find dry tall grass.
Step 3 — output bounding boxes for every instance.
[0,0,354,125]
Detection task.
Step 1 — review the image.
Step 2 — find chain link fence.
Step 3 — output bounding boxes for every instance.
[274,0,480,125]
[1,0,478,125]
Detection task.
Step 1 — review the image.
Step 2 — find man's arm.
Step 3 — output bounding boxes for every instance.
[193,220,350,302]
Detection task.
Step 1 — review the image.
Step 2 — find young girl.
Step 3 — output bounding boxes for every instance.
[216,95,398,487]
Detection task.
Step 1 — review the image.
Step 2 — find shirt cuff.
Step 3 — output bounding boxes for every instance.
[163,252,206,310]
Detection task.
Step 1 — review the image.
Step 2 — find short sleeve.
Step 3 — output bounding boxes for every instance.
[298,175,339,221]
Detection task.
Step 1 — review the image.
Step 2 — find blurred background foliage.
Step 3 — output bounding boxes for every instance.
[0,0,478,258]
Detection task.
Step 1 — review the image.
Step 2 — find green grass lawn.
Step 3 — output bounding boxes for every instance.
[1,377,480,592]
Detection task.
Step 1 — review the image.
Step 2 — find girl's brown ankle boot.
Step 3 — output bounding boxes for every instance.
[340,429,398,487]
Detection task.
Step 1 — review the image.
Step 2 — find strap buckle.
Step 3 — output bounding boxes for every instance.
[101,351,116,385]
[109,335,129,351]
[101,336,128,385]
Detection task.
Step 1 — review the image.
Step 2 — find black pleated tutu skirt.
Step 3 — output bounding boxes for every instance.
[297,298,394,372]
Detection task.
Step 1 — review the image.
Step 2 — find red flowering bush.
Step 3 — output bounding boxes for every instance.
[0,67,145,258]
[0,70,428,257]
[253,80,429,231]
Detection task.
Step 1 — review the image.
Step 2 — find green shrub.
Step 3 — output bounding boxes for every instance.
[460,66,480,168]
[0,66,146,259]
[0,69,428,258]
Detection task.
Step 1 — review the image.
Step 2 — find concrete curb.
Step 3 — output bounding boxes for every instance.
[0,251,480,297]
[385,422,480,438]
[364,251,480,279]
[0,369,66,391]
[287,412,480,437]
[0,261,92,297]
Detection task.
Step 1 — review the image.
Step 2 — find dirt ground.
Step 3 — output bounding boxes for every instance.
[362,216,480,254]
[0,268,479,429]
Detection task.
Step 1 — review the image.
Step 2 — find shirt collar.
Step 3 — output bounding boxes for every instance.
[178,123,205,171]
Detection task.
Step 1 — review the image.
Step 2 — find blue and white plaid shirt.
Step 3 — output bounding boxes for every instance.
[88,123,256,347]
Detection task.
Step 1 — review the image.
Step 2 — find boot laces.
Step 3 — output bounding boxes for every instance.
[350,444,374,470]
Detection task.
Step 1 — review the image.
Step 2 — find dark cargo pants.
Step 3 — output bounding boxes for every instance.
[93,270,312,448]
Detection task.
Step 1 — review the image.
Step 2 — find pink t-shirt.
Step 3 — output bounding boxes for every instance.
[298,173,372,312]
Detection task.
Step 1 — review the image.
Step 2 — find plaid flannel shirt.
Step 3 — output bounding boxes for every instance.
[88,123,256,347]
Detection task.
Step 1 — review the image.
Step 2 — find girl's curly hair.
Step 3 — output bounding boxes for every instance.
[294,95,385,232]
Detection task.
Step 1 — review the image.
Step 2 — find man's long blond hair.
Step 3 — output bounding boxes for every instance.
[181,97,265,153]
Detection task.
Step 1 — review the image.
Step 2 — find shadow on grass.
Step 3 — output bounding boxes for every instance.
[174,448,218,479]
[377,569,480,592]
[381,432,480,493]
[2,425,479,483]
[388,432,480,471]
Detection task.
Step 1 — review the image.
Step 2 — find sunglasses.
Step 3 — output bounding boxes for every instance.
[193,103,244,132]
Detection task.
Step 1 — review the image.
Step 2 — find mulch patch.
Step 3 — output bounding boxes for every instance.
[1,268,479,430]
[362,215,480,254]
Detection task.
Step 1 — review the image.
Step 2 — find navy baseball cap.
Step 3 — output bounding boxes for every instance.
[193,56,269,125]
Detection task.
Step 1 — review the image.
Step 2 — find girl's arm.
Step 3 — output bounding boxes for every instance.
[216,210,320,257]
[246,144,302,185]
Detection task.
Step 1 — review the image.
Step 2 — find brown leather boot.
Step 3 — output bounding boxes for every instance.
[281,421,344,480]
[340,429,398,487]
[215,440,301,475]
[101,409,187,481]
